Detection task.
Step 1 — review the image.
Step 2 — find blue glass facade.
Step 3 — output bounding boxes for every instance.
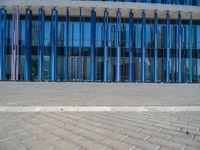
[0,2,200,83]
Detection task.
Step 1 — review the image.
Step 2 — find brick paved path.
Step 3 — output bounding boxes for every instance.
[0,82,200,149]
[0,112,200,150]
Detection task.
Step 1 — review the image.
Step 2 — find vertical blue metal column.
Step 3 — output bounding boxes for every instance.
[141,10,146,83]
[11,6,19,81]
[153,10,158,83]
[90,8,96,82]
[103,9,109,82]
[78,8,82,81]
[166,11,170,83]
[189,0,192,5]
[178,12,182,83]
[128,10,134,82]
[24,8,32,81]
[65,8,69,81]
[38,8,45,81]
[189,13,193,83]
[0,8,7,81]
[50,8,57,81]
[116,9,121,82]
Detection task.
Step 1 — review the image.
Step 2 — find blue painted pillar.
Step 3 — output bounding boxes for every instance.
[141,10,146,83]
[90,8,96,82]
[103,9,109,82]
[78,8,82,81]
[38,8,45,81]
[116,9,121,82]
[24,8,32,81]
[0,8,7,81]
[50,8,58,81]
[178,12,182,83]
[189,0,192,5]
[65,8,69,81]
[128,10,134,82]
[189,13,193,83]
[11,7,20,81]
[153,10,158,83]
[166,11,170,83]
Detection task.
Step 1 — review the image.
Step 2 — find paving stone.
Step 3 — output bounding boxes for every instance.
[183,145,200,150]
[99,138,133,150]
[153,123,181,131]
[1,123,23,133]
[53,113,104,132]
[78,123,103,133]
[16,119,43,134]
[63,114,112,132]
[34,113,65,127]
[62,122,86,133]
[194,135,200,142]
[158,146,171,150]
[169,137,200,148]
[73,137,107,150]
[32,114,57,124]
[130,147,143,150]
[48,138,80,150]
[161,128,195,139]
[40,124,61,133]
[22,138,53,150]
[63,114,121,132]
[53,129,81,141]
[189,123,200,129]
[180,128,200,136]
[1,111,200,149]
[134,122,161,132]
[102,147,113,150]
[148,137,184,149]
[76,129,105,142]
[96,129,125,140]
[119,129,147,139]
[140,128,169,140]
[86,114,140,132]
[34,130,57,142]
[0,138,26,150]
[170,122,199,131]
[11,129,34,141]
[60,122,105,141]
[26,118,45,125]
[0,130,11,141]
[122,136,159,150]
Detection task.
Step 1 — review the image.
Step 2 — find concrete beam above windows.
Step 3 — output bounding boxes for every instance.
[1,0,200,20]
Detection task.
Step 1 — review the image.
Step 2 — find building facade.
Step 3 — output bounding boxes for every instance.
[0,0,200,83]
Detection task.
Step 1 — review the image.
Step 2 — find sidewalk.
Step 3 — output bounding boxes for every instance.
[0,82,200,150]
[0,82,200,106]
[0,112,200,150]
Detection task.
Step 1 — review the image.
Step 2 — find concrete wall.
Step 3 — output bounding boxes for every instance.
[1,0,200,20]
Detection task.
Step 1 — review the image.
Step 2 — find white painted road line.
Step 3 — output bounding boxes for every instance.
[0,106,200,112]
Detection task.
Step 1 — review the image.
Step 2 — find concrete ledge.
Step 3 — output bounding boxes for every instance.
[1,0,200,20]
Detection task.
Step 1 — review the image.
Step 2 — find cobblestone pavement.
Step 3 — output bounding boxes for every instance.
[0,112,200,150]
[0,82,200,106]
